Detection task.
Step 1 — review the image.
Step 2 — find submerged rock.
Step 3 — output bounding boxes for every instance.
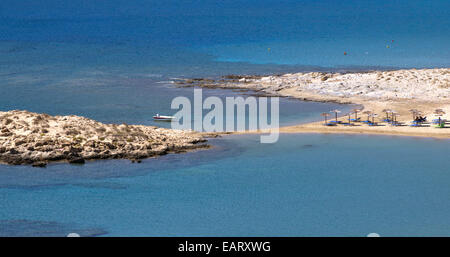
[68,157,85,164]
[31,161,47,168]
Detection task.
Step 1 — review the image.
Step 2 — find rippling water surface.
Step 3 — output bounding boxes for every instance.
[0,0,449,236]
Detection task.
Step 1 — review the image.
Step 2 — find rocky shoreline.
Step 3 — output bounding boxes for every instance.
[0,110,210,167]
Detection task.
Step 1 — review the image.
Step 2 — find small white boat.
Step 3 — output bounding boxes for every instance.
[153,114,175,121]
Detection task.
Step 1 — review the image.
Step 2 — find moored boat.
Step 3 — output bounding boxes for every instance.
[153,114,175,121]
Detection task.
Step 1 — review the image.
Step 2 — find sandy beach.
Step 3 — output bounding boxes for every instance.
[177,68,450,139]
[278,91,450,138]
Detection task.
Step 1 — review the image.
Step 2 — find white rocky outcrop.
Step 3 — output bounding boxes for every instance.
[228,69,450,101]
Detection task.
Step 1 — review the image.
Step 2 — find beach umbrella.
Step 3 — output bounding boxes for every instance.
[434,108,445,117]
[390,110,397,121]
[362,110,372,121]
[391,111,399,123]
[321,112,330,125]
[382,109,392,120]
[409,109,419,120]
[434,109,446,125]
[330,109,341,122]
[352,108,361,120]
[371,113,378,123]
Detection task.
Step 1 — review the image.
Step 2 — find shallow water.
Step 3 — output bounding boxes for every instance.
[0,0,449,236]
[1,134,450,236]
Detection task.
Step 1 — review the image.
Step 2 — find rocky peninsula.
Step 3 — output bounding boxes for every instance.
[0,110,209,167]
[175,69,449,101]
[174,68,450,139]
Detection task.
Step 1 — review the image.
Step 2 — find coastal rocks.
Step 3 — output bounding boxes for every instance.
[32,161,47,168]
[171,75,263,89]
[0,110,209,166]
[179,69,450,103]
[68,157,85,164]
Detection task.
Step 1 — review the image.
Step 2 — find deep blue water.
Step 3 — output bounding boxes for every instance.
[0,0,449,236]
[1,0,449,68]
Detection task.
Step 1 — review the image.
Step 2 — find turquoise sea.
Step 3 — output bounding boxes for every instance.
[0,0,449,236]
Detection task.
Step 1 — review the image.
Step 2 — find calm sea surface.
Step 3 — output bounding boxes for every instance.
[0,0,449,236]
